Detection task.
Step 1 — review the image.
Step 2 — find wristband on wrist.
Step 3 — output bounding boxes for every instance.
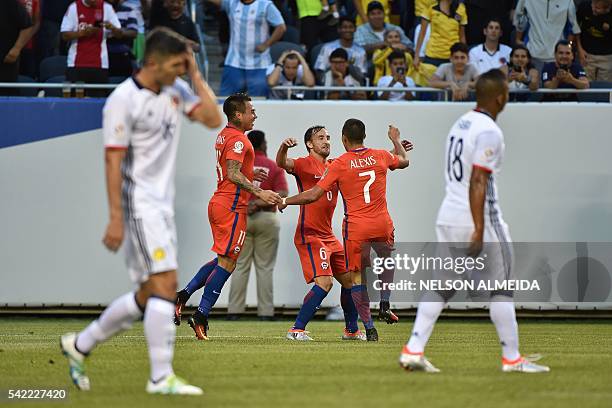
[282,197,287,206]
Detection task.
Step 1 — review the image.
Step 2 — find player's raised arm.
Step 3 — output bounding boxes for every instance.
[388,125,410,169]
[468,165,489,257]
[275,138,298,172]
[185,51,222,128]
[227,159,281,205]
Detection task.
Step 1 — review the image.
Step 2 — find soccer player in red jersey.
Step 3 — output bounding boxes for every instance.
[279,119,411,341]
[175,94,282,340]
[276,126,365,341]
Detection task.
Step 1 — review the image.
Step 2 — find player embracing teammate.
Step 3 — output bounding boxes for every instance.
[279,119,411,341]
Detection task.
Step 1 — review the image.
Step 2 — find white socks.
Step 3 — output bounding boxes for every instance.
[406,292,445,353]
[144,297,176,382]
[489,297,521,361]
[76,292,143,354]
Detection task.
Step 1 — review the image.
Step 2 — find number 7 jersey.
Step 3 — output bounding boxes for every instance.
[317,147,400,241]
[437,109,505,227]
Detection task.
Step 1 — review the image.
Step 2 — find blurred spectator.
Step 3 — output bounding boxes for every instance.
[377,50,416,101]
[429,42,478,101]
[464,0,514,46]
[542,40,590,101]
[210,0,286,96]
[18,0,41,79]
[319,0,340,23]
[314,17,367,76]
[267,50,315,99]
[296,0,338,53]
[414,0,467,68]
[39,0,72,60]
[353,0,390,26]
[514,0,581,72]
[413,18,431,58]
[576,0,612,81]
[0,0,32,96]
[324,47,366,99]
[122,0,146,63]
[61,0,122,97]
[501,45,540,92]
[151,0,200,51]
[372,28,412,84]
[228,130,288,321]
[354,1,413,56]
[468,18,512,75]
[106,0,140,77]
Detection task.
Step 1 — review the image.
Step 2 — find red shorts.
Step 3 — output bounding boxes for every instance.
[208,202,247,261]
[296,238,347,284]
[344,230,394,273]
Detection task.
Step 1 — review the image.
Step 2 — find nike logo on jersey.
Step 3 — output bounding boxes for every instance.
[314,175,322,179]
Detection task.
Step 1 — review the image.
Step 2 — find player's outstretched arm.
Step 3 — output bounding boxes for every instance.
[102,148,127,252]
[275,138,297,172]
[227,159,281,205]
[388,125,410,169]
[279,186,325,211]
[185,52,223,128]
[468,166,489,257]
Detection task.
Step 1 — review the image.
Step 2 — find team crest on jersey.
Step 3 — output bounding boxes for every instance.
[152,248,166,261]
[321,262,329,270]
[233,141,244,154]
[234,246,241,254]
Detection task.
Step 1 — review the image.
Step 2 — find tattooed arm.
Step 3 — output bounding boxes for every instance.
[226,160,281,205]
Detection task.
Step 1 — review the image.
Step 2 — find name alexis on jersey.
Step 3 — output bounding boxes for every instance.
[350,155,377,169]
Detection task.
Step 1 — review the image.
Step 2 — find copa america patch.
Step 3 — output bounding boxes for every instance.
[233,141,244,154]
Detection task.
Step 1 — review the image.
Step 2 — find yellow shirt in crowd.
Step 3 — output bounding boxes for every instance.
[421,2,467,60]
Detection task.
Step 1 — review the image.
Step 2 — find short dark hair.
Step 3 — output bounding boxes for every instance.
[329,47,348,61]
[223,93,251,122]
[367,1,384,13]
[387,50,406,64]
[484,18,502,29]
[509,44,534,69]
[450,42,469,55]
[475,68,507,101]
[342,119,366,144]
[144,27,188,61]
[248,130,265,149]
[554,39,572,54]
[338,16,355,28]
[304,125,326,151]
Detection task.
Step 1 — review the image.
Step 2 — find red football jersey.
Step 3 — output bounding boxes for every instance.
[290,155,338,244]
[317,147,399,241]
[209,125,255,214]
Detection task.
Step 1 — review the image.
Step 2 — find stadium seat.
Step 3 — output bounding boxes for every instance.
[39,56,67,82]
[308,43,325,66]
[17,75,38,97]
[270,41,304,62]
[44,76,67,97]
[577,81,612,103]
[281,25,300,44]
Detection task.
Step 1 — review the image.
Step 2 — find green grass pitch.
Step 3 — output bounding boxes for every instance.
[1,317,611,408]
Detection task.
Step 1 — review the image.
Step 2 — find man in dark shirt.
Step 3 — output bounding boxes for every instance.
[151,0,200,51]
[542,40,590,101]
[0,0,33,96]
[576,0,612,81]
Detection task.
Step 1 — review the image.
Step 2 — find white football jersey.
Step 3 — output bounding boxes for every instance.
[103,77,200,218]
[436,109,505,228]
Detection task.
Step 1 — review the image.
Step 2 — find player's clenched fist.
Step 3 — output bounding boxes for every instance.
[103,218,124,252]
[388,125,401,141]
[258,190,282,205]
[282,138,298,148]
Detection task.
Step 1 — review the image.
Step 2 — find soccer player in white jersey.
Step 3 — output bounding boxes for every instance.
[399,69,550,373]
[59,27,222,394]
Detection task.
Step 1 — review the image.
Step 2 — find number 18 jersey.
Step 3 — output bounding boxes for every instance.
[436,109,505,227]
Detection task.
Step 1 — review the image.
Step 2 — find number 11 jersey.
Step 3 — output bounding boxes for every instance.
[437,109,505,227]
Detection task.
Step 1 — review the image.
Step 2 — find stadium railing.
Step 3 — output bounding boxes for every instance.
[0,83,611,102]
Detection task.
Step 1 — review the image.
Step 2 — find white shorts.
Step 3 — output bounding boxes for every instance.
[124,215,178,284]
[434,222,514,291]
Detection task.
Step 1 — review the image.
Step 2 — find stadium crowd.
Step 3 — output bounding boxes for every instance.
[0,0,610,100]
